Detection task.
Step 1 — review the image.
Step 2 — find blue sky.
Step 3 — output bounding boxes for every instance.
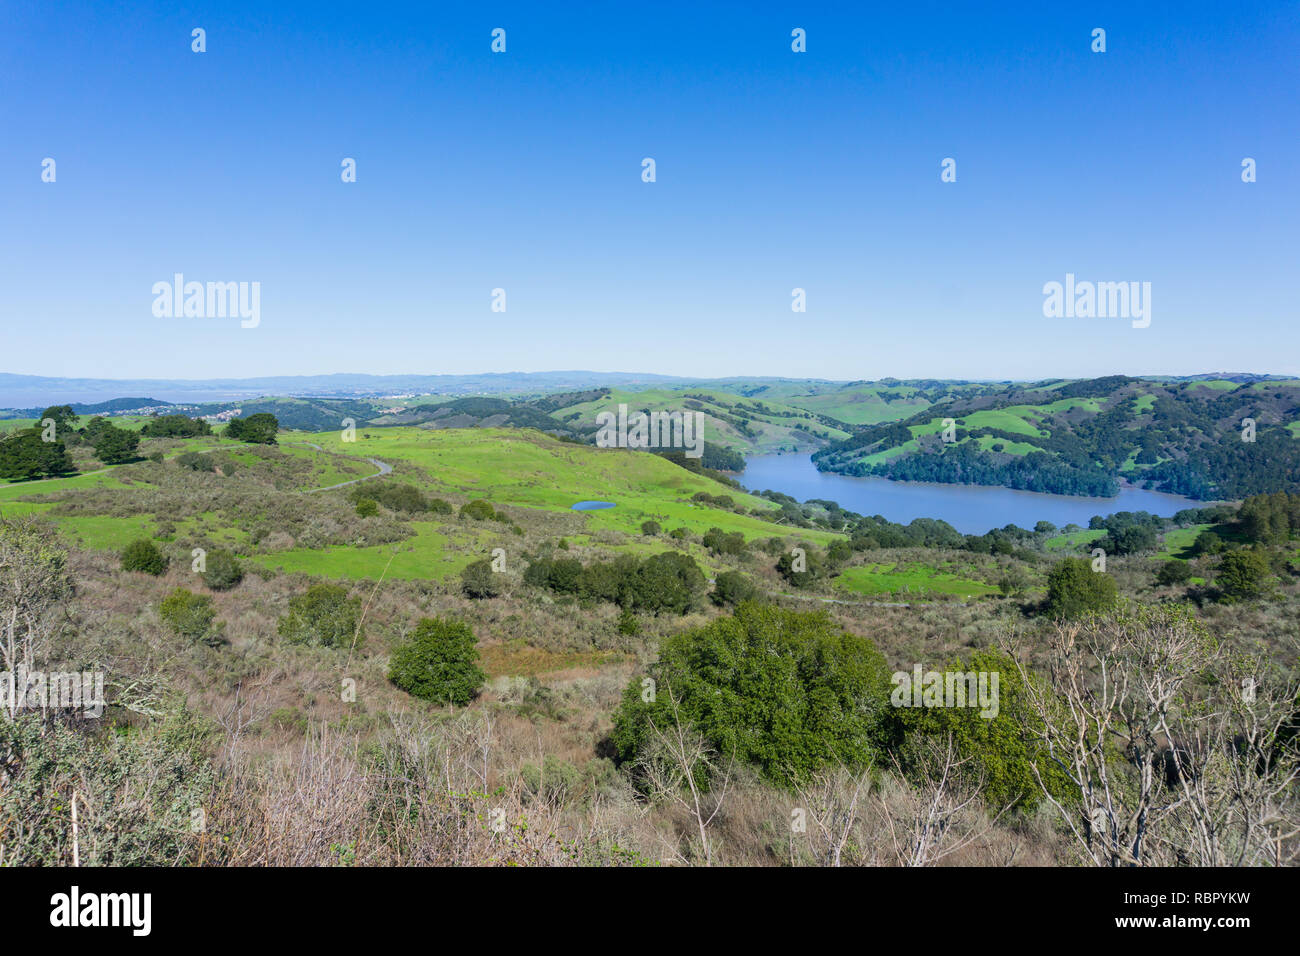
[2,1,1297,381]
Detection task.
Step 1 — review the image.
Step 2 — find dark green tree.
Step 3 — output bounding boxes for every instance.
[1216,548,1271,602]
[610,602,894,786]
[388,617,485,705]
[460,558,502,599]
[225,413,279,444]
[121,539,167,576]
[90,422,140,464]
[711,570,758,607]
[1044,557,1118,618]
[0,431,72,480]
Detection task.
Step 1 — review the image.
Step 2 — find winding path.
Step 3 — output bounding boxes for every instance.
[285,441,393,493]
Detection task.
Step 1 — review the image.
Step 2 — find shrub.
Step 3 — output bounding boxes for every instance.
[357,482,428,513]
[711,570,758,607]
[0,706,216,865]
[428,498,453,515]
[1044,557,1118,618]
[175,451,213,472]
[121,539,167,576]
[624,552,706,614]
[610,603,893,785]
[1103,525,1157,556]
[892,649,1073,811]
[526,552,705,614]
[826,539,853,565]
[1191,530,1224,556]
[702,527,745,556]
[616,607,640,635]
[1216,548,1271,602]
[640,520,662,536]
[460,558,502,599]
[460,500,496,521]
[265,707,308,735]
[158,588,223,645]
[776,545,825,589]
[1155,560,1192,587]
[277,583,362,648]
[355,498,379,517]
[524,556,583,594]
[201,549,244,591]
[668,527,689,540]
[388,617,486,705]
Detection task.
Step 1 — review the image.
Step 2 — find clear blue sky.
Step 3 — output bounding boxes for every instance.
[2,1,1297,381]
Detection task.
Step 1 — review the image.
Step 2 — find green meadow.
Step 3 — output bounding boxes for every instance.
[831,561,1000,599]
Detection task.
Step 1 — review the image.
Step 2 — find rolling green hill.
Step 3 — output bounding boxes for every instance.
[814,376,1300,499]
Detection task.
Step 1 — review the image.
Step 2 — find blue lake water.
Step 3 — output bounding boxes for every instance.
[739,454,1203,535]
[571,500,617,511]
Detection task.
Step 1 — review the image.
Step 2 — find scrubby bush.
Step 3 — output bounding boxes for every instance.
[1192,530,1224,556]
[0,707,217,865]
[460,558,502,599]
[776,545,826,588]
[1044,557,1117,618]
[121,538,167,576]
[1216,548,1271,602]
[525,551,705,614]
[264,707,308,735]
[428,497,453,515]
[460,500,496,521]
[158,587,223,645]
[355,498,379,517]
[826,539,853,565]
[702,527,745,556]
[388,617,485,705]
[357,482,428,513]
[201,549,244,591]
[610,603,894,785]
[892,649,1073,811]
[1155,560,1192,587]
[277,583,362,648]
[640,520,661,536]
[175,451,213,472]
[711,570,759,607]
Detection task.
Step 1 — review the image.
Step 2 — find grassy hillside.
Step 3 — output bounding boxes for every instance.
[814,375,1300,499]
[3,410,1297,869]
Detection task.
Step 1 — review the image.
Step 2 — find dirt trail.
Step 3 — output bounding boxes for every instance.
[285,441,393,492]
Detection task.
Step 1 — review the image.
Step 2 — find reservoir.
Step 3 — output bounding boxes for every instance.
[740,454,1203,535]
